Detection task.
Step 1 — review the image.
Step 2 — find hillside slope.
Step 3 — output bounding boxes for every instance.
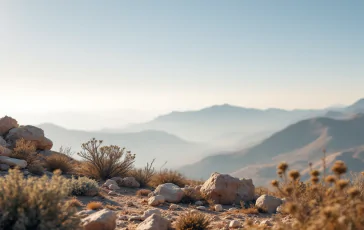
[180,114,364,184]
[38,123,208,168]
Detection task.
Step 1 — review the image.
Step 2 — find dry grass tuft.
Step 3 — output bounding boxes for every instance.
[45,153,73,174]
[11,139,40,165]
[136,189,153,197]
[151,169,187,188]
[174,211,211,230]
[128,159,155,187]
[86,201,103,210]
[68,197,83,207]
[181,187,202,204]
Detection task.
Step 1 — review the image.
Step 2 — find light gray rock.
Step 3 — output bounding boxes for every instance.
[0,156,27,168]
[137,214,170,230]
[82,209,117,230]
[154,183,184,203]
[0,164,9,171]
[214,204,223,212]
[148,195,165,207]
[0,116,18,136]
[0,137,7,147]
[103,179,118,187]
[255,195,283,214]
[229,220,241,228]
[200,172,255,205]
[196,206,207,211]
[120,177,140,188]
[142,209,161,220]
[169,204,179,210]
[108,184,120,190]
[6,125,52,150]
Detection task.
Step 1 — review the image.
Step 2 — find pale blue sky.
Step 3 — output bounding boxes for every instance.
[1,1,363,124]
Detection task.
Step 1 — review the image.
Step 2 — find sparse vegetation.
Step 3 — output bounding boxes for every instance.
[77,138,135,180]
[128,159,156,187]
[86,201,103,210]
[28,163,45,175]
[46,153,73,174]
[272,158,364,229]
[136,189,153,197]
[10,138,40,166]
[181,187,202,204]
[68,197,83,208]
[69,176,99,196]
[0,168,80,229]
[151,169,186,188]
[175,212,211,230]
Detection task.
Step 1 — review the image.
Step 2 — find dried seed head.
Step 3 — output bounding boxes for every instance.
[347,187,360,198]
[288,170,300,181]
[336,179,349,190]
[331,160,347,175]
[310,170,320,177]
[311,176,320,184]
[284,186,294,194]
[326,187,334,196]
[285,203,298,214]
[323,206,338,219]
[277,162,288,172]
[325,175,336,184]
[271,180,279,187]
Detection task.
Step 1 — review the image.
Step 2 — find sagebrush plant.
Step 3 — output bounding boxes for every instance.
[175,212,211,230]
[272,158,364,230]
[11,138,40,165]
[151,169,186,188]
[69,176,99,196]
[77,138,135,180]
[0,168,80,229]
[128,159,155,187]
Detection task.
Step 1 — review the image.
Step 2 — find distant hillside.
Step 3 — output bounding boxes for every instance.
[119,104,324,145]
[180,114,364,185]
[38,123,208,168]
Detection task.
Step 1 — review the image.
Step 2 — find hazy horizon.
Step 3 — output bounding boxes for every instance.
[1,1,363,129]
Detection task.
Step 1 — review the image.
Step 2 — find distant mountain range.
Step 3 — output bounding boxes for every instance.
[37,98,364,185]
[179,113,364,186]
[37,123,209,168]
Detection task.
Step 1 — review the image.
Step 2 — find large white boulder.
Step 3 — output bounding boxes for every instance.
[200,172,255,205]
[137,214,170,230]
[255,195,283,213]
[81,209,117,230]
[0,156,27,168]
[6,125,53,150]
[154,183,184,203]
[0,116,18,135]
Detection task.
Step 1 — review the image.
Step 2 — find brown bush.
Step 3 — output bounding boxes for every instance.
[175,211,211,230]
[45,153,73,174]
[11,138,40,165]
[77,138,135,180]
[151,169,186,188]
[28,163,45,175]
[128,159,155,187]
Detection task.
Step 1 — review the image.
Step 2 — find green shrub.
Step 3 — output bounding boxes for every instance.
[70,176,99,196]
[0,168,80,229]
[77,138,135,180]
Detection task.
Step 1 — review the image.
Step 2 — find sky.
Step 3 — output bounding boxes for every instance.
[1,1,363,129]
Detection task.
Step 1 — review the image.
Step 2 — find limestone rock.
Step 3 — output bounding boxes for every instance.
[120,177,140,188]
[154,183,184,203]
[108,184,120,191]
[6,125,52,150]
[200,172,255,205]
[148,195,165,207]
[142,209,161,220]
[215,204,223,212]
[255,195,283,214]
[136,214,170,230]
[0,156,27,168]
[103,179,118,187]
[0,116,18,135]
[229,220,240,228]
[82,209,117,230]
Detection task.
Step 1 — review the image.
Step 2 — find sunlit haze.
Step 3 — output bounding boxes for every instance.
[1,1,363,129]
